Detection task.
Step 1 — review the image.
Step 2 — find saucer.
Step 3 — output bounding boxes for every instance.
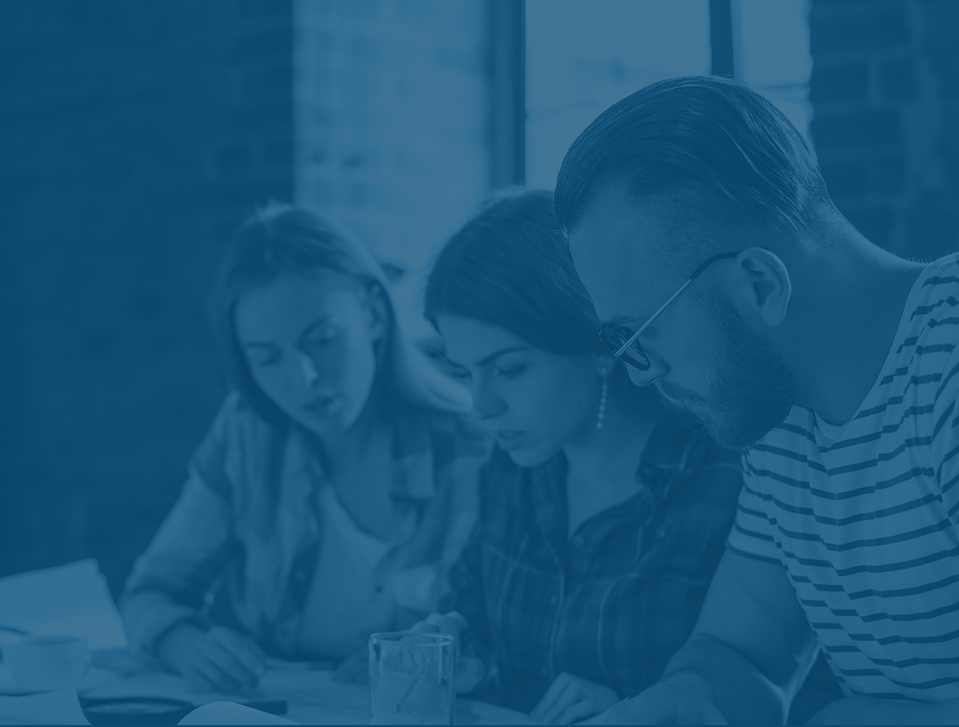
[0,664,119,696]
[0,664,44,696]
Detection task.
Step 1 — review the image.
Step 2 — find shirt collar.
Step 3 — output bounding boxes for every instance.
[530,454,570,565]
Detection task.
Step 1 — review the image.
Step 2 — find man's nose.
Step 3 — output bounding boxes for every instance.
[627,358,667,387]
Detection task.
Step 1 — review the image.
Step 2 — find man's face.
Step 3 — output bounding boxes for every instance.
[567,185,796,448]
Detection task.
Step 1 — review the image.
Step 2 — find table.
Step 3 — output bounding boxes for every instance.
[69,654,531,725]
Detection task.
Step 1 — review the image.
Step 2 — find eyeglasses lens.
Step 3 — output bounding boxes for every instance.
[598,327,650,371]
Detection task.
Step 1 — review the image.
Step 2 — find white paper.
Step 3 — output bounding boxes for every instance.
[179,701,301,725]
[0,689,90,725]
[0,560,126,649]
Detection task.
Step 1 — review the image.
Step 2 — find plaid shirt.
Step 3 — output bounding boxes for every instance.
[442,420,743,712]
[122,392,487,660]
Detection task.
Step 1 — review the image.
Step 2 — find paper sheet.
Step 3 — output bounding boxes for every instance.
[0,560,126,649]
[80,666,529,725]
[0,689,89,725]
[179,701,301,725]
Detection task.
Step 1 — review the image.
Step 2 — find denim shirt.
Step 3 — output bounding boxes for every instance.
[122,392,487,659]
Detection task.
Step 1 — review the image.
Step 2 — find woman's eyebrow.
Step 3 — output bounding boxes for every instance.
[299,315,334,340]
[240,315,333,349]
[475,346,527,367]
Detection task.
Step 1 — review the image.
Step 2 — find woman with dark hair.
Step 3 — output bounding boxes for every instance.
[121,204,486,692]
[414,189,744,724]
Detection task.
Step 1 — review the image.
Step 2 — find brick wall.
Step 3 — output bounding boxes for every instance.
[0,0,491,594]
[293,0,490,339]
[810,0,958,258]
[0,0,296,592]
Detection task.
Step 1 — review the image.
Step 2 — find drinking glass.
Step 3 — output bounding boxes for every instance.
[369,631,455,725]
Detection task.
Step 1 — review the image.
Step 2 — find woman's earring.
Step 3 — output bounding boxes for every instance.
[596,369,609,430]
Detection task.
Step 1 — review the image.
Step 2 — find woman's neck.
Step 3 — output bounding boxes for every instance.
[311,382,394,481]
[563,379,657,500]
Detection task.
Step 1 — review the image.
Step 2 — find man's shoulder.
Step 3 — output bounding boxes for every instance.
[745,408,818,456]
[891,255,959,397]
[740,410,823,491]
[905,254,959,334]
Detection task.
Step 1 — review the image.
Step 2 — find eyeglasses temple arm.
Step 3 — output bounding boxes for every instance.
[613,251,740,358]
[615,278,694,356]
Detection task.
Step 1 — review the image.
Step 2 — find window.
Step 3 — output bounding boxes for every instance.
[738,0,812,141]
[525,0,813,189]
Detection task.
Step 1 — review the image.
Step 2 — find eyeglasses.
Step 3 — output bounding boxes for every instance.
[598,251,741,371]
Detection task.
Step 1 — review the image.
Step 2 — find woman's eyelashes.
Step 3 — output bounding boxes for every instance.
[451,365,472,382]
[304,326,338,348]
[442,361,527,383]
[247,327,338,370]
[493,362,527,379]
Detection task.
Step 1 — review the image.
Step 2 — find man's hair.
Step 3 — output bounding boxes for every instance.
[554,76,831,247]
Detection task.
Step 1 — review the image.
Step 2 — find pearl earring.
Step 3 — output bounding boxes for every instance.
[596,369,608,430]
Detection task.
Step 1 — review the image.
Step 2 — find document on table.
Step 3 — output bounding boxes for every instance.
[80,666,530,725]
[0,691,300,726]
[180,702,300,725]
[0,560,126,649]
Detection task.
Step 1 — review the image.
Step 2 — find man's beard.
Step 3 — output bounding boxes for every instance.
[656,297,796,450]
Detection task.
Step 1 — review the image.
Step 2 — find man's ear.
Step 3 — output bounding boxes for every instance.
[730,247,792,328]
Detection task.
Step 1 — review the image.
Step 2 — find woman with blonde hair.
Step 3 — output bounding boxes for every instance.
[122,204,486,692]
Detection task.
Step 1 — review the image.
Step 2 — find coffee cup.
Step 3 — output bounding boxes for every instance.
[2,636,91,692]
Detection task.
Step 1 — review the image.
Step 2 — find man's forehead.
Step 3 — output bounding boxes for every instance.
[567,187,675,320]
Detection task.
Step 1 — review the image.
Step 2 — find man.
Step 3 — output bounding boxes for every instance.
[555,75,959,724]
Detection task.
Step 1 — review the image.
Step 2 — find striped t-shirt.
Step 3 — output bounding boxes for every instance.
[727,253,959,702]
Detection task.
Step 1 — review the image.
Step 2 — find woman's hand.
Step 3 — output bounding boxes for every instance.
[332,646,369,683]
[175,626,267,693]
[581,673,728,725]
[530,673,621,724]
[407,611,486,693]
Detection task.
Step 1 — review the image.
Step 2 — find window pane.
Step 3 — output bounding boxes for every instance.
[738,0,812,140]
[526,0,711,189]
[739,0,812,88]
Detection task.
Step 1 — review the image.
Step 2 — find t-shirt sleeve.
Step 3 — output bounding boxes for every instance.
[929,346,959,533]
[725,450,783,564]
